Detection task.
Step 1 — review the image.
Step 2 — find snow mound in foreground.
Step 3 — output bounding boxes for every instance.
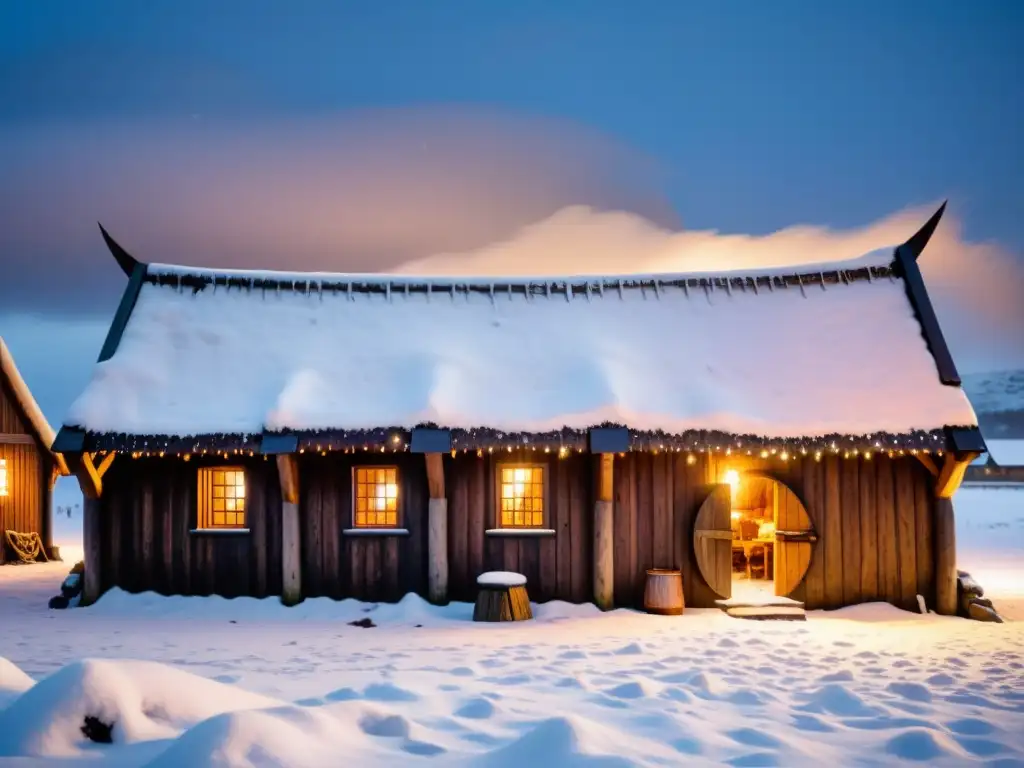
[472,715,640,767]
[0,658,282,757]
[144,703,391,768]
[0,658,35,710]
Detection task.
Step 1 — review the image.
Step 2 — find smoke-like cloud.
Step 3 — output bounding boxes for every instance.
[2,108,1021,376]
[394,204,1024,375]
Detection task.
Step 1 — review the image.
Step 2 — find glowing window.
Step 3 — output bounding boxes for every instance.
[197,467,247,529]
[498,464,545,528]
[354,467,399,528]
[0,458,7,496]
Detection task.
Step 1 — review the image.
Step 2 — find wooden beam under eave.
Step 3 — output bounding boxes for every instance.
[914,453,939,477]
[425,453,445,499]
[65,451,102,500]
[276,454,300,504]
[94,451,116,480]
[935,452,980,499]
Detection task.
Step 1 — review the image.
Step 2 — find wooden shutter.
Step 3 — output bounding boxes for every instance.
[772,480,817,597]
[693,484,732,599]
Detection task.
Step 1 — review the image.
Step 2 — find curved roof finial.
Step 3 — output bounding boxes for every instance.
[97,223,141,277]
[900,201,947,261]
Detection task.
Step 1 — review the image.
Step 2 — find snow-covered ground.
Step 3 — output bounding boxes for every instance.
[0,487,1020,766]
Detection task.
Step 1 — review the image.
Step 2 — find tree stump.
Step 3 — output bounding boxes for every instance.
[473,572,532,622]
[644,568,684,615]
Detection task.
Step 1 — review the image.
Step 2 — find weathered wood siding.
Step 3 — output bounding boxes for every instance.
[445,450,592,604]
[700,453,936,612]
[98,456,282,597]
[300,453,428,602]
[0,378,48,564]
[93,450,935,612]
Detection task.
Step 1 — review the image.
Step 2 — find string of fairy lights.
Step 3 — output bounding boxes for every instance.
[85,425,955,463]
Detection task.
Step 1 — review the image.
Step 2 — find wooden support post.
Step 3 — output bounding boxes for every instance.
[425,453,448,604]
[277,454,302,606]
[594,453,615,611]
[63,451,104,605]
[933,452,978,616]
[934,496,957,616]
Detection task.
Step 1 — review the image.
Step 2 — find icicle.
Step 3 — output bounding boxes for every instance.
[404,282,410,297]
[750,277,758,295]
[724,279,732,296]
[346,281,352,300]
[702,280,710,300]
[509,283,514,301]
[682,280,689,298]
[386,282,392,302]
[617,279,624,299]
[450,283,456,301]
[767,276,774,292]
[796,274,806,297]
[653,280,660,299]
[565,282,571,302]
[427,282,432,302]
[545,283,551,299]
[489,284,495,304]
[597,281,605,297]
[585,283,592,301]
[819,271,827,290]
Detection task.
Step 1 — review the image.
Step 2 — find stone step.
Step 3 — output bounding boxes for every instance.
[721,605,807,621]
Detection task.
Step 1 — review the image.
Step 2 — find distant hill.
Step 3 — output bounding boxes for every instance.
[962,369,1024,440]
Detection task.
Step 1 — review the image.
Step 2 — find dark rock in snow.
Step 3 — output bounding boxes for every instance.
[81,715,114,743]
[968,602,1004,623]
[349,618,376,628]
[48,595,70,610]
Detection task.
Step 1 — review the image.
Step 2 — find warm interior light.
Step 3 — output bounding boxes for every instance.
[730,511,741,521]
[723,469,740,490]
[0,458,7,497]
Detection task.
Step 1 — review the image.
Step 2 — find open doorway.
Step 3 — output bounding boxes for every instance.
[693,471,815,604]
[724,470,777,605]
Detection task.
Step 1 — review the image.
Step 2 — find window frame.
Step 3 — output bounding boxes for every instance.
[195,465,249,532]
[351,465,402,529]
[494,462,549,530]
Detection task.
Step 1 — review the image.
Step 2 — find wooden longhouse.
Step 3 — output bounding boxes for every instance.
[0,337,69,563]
[56,206,986,614]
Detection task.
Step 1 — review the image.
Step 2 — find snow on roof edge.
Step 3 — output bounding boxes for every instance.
[145,248,897,287]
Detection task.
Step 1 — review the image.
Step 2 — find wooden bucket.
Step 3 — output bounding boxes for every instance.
[644,568,684,615]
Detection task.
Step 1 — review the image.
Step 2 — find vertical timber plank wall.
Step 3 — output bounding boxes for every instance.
[0,380,46,563]
[445,450,592,604]
[98,457,282,597]
[92,449,936,610]
[301,453,427,602]
[680,454,933,612]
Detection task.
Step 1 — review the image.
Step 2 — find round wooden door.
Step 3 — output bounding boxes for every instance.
[693,484,733,598]
[770,478,817,597]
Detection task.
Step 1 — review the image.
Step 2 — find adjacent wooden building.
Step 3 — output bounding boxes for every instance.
[57,206,986,614]
[0,337,68,563]
[964,439,1024,486]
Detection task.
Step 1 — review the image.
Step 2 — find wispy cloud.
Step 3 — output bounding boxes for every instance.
[395,204,1024,375]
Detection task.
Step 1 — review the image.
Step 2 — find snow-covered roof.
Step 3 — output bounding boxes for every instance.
[61,252,977,447]
[0,337,69,474]
[985,440,1024,468]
